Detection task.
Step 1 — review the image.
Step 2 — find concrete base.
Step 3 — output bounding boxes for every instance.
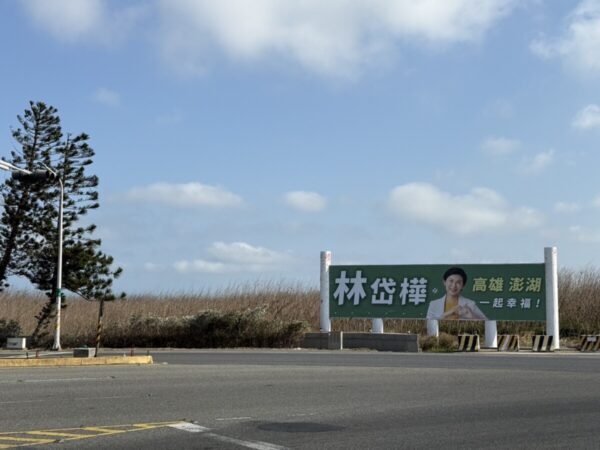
[301,332,343,350]
[73,348,96,358]
[343,333,419,352]
[6,337,27,350]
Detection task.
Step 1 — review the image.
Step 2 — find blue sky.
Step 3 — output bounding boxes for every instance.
[1,0,600,294]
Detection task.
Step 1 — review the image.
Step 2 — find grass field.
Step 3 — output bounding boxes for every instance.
[0,269,599,348]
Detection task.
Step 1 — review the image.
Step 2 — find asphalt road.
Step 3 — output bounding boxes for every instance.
[0,350,598,449]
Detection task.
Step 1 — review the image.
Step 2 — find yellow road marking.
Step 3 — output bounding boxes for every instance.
[0,437,54,443]
[28,431,90,438]
[79,426,127,434]
[0,422,182,448]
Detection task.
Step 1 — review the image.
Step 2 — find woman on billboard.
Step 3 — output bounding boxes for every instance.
[426,266,487,320]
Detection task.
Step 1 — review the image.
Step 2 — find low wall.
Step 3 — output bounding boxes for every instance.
[301,332,419,352]
[301,332,343,350]
[343,333,419,352]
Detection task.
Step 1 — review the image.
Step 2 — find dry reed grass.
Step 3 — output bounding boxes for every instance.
[0,283,319,347]
[0,268,598,348]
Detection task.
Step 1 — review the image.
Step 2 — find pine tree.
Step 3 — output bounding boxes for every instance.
[22,133,124,299]
[0,102,61,289]
[1,102,124,345]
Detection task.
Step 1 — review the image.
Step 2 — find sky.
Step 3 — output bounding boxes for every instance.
[1,0,600,294]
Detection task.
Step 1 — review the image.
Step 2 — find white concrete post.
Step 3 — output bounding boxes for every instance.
[372,318,384,334]
[484,321,497,348]
[427,320,439,337]
[545,246,559,350]
[320,251,332,332]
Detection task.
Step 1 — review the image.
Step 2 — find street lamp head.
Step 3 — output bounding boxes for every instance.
[0,159,32,174]
[12,170,57,184]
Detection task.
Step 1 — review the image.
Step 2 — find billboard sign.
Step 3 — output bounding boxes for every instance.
[329,264,545,321]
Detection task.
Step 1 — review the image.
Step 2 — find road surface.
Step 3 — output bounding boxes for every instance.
[0,349,598,449]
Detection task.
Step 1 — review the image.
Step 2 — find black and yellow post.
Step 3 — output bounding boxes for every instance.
[95,296,105,357]
[579,335,600,352]
[532,335,553,352]
[497,334,520,351]
[457,334,480,351]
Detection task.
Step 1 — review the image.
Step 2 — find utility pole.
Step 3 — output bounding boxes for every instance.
[1,162,63,350]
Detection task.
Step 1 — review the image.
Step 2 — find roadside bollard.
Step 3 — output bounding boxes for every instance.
[130,348,134,357]
[35,350,39,359]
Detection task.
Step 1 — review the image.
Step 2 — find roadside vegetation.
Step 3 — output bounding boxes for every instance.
[0,269,599,349]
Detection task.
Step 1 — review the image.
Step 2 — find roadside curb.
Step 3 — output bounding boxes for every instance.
[0,355,153,368]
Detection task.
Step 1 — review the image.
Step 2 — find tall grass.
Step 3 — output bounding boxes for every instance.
[0,269,598,348]
[0,284,317,348]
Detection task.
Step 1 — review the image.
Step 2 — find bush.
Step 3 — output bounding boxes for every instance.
[93,307,310,349]
[0,318,22,346]
[419,332,457,352]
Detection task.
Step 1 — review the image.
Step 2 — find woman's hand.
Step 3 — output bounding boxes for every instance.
[441,307,460,319]
[441,305,477,319]
[457,305,476,319]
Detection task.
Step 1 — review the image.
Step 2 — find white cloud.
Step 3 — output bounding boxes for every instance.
[283,191,327,212]
[157,0,515,78]
[481,137,522,156]
[22,0,104,42]
[173,259,227,274]
[23,0,515,78]
[124,182,243,208]
[209,241,290,266]
[518,150,555,174]
[386,182,542,235]
[554,201,582,213]
[572,104,600,129]
[93,87,120,107]
[144,262,164,272]
[531,0,600,76]
[592,196,600,208]
[174,241,292,273]
[569,225,600,243]
[22,0,143,44]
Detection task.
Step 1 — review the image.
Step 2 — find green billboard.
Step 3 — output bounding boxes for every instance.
[329,264,546,321]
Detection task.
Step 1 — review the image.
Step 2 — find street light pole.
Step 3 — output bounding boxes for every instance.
[1,159,64,351]
[52,176,64,351]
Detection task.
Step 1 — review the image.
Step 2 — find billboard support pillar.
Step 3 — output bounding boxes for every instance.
[544,247,559,350]
[372,318,384,333]
[484,321,497,348]
[427,320,439,337]
[320,251,332,332]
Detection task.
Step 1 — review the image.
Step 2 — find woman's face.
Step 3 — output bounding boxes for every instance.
[444,274,464,297]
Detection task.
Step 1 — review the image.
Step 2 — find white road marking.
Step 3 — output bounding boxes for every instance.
[215,417,252,421]
[169,422,288,450]
[204,432,288,450]
[168,422,209,433]
[19,377,112,383]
